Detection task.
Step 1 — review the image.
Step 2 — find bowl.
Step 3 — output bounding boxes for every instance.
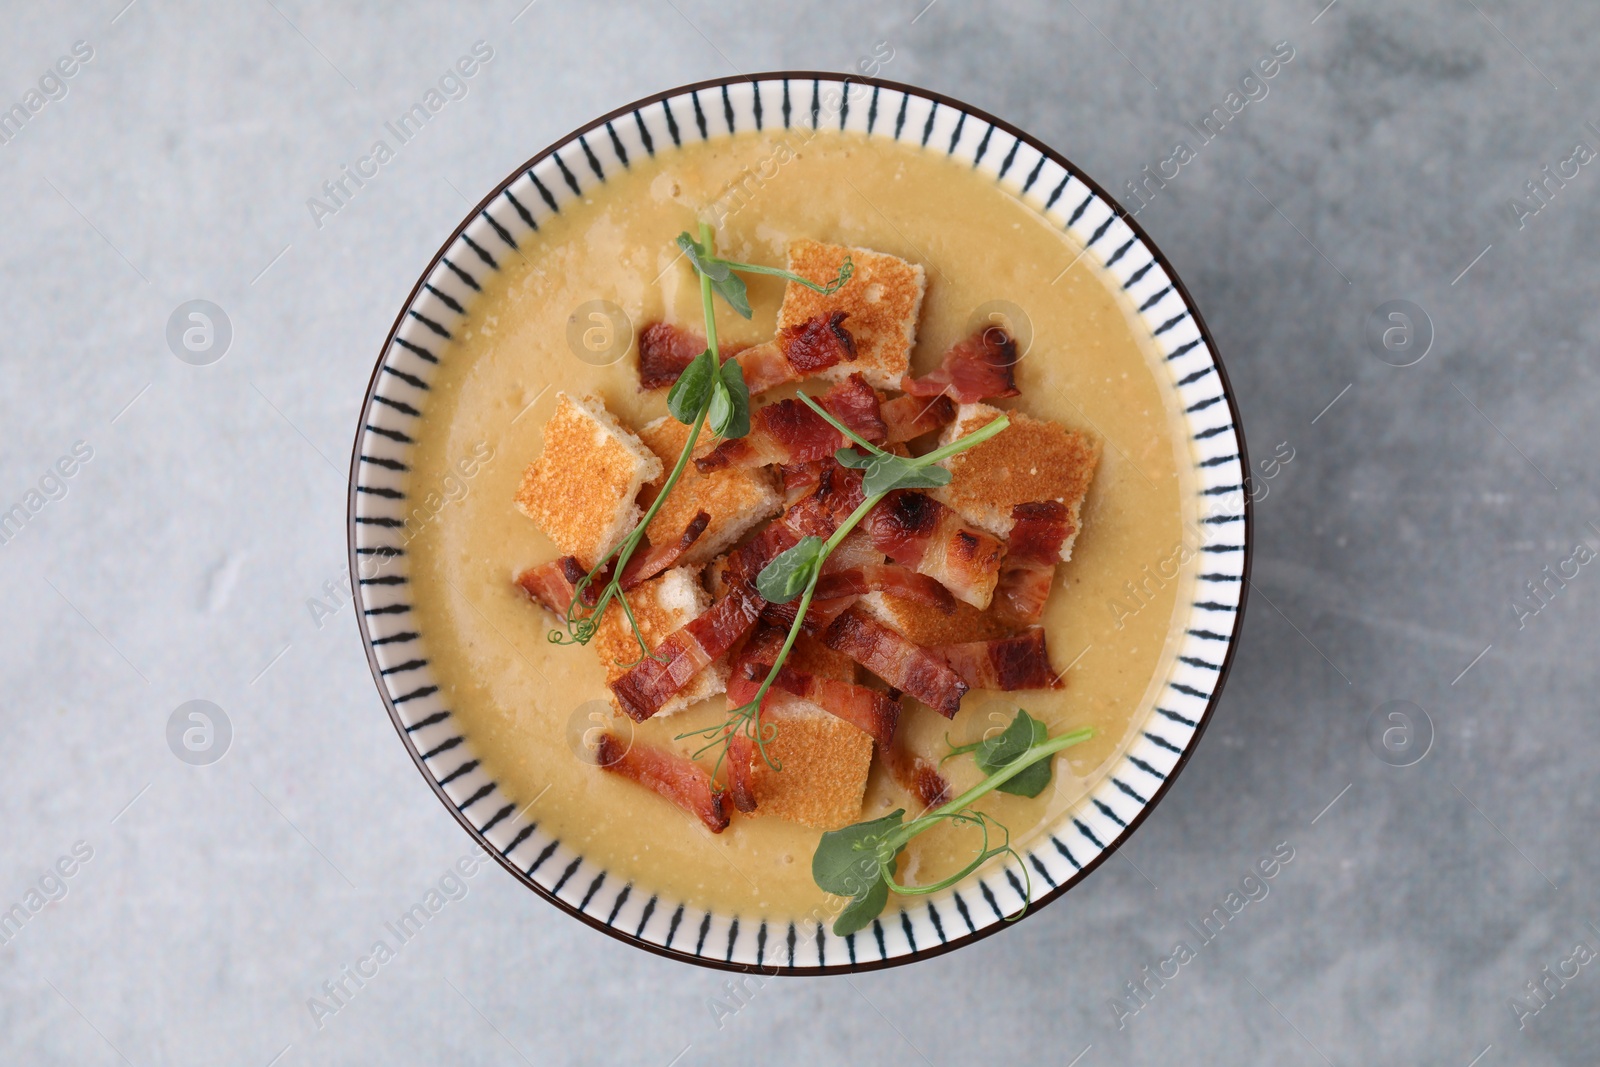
[348,73,1250,973]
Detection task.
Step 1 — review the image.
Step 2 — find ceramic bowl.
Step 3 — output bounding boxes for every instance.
[349,73,1250,973]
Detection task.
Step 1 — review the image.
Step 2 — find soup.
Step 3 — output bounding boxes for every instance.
[404,130,1196,919]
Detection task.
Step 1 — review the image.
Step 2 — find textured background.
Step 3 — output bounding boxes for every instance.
[1,1,1596,1064]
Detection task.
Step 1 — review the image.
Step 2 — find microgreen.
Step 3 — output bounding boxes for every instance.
[679,401,1010,781]
[943,709,1087,798]
[813,713,1094,935]
[676,231,853,320]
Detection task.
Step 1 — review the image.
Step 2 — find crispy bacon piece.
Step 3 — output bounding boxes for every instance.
[728,625,899,748]
[696,374,886,472]
[935,628,1061,691]
[901,327,1022,404]
[885,738,953,811]
[637,314,854,393]
[736,311,858,393]
[881,393,956,444]
[514,555,586,614]
[593,732,729,832]
[636,324,749,390]
[994,501,1073,626]
[822,608,969,717]
[813,564,956,614]
[726,734,759,814]
[514,513,709,615]
[866,491,1004,609]
[610,587,762,721]
[617,511,709,589]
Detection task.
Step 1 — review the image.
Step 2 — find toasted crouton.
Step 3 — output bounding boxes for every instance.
[934,403,1101,561]
[515,393,663,569]
[739,635,872,829]
[746,705,873,829]
[591,566,726,717]
[636,416,783,565]
[777,240,925,390]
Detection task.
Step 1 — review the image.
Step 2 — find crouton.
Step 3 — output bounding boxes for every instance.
[635,416,783,565]
[515,393,663,569]
[777,239,925,391]
[591,566,726,717]
[746,705,874,829]
[934,403,1101,561]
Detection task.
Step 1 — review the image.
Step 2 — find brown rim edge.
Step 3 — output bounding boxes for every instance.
[347,70,1252,976]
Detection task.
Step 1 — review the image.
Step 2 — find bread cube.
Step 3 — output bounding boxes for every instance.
[514,393,662,569]
[777,239,925,391]
[934,403,1100,561]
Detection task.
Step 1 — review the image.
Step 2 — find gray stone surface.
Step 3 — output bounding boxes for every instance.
[1,1,1596,1063]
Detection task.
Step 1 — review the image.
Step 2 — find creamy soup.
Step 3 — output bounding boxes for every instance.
[404,130,1197,920]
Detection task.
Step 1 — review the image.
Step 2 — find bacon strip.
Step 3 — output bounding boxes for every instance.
[593,732,729,832]
[736,311,857,393]
[515,555,586,614]
[994,501,1073,626]
[610,588,762,721]
[617,512,709,589]
[901,327,1022,404]
[637,314,854,393]
[696,374,886,472]
[726,734,759,814]
[636,324,749,390]
[822,607,969,717]
[935,628,1062,691]
[813,564,956,614]
[729,625,899,751]
[881,393,956,444]
[866,491,1004,609]
[514,513,709,615]
[885,738,953,811]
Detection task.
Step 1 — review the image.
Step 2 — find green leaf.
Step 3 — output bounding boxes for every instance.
[667,348,716,424]
[715,356,751,439]
[861,454,954,497]
[708,379,733,436]
[975,709,1053,798]
[710,272,752,319]
[813,809,904,895]
[756,535,825,603]
[832,875,889,936]
[676,232,730,281]
[834,447,872,469]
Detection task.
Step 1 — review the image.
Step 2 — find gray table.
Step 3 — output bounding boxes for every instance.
[2,1,1595,1063]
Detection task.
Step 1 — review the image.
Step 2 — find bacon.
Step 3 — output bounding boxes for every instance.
[900,327,1022,404]
[881,393,956,444]
[813,564,956,614]
[610,587,762,721]
[736,311,858,393]
[726,734,759,814]
[821,607,969,717]
[866,491,1004,609]
[636,323,749,390]
[885,737,953,811]
[935,628,1061,691]
[696,374,886,472]
[515,513,709,616]
[617,511,709,589]
[994,501,1073,626]
[593,732,729,832]
[514,555,587,614]
[729,625,899,748]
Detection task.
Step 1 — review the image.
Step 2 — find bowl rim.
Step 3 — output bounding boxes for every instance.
[347,70,1252,974]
